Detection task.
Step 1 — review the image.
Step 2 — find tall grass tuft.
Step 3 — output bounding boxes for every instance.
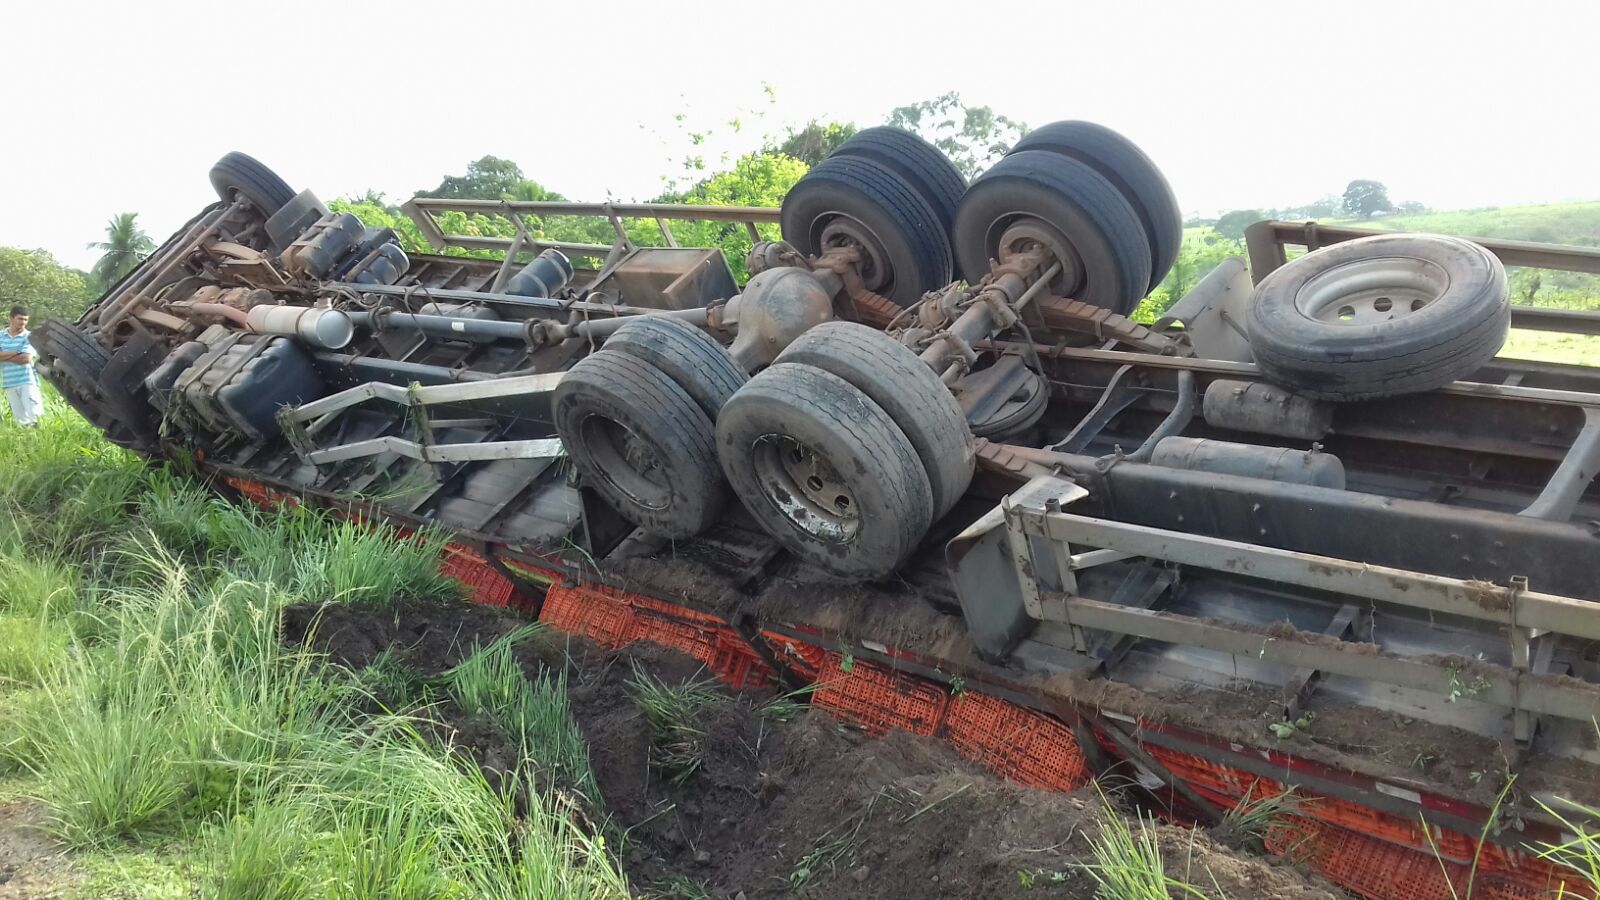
[207,722,628,899]
[17,546,345,846]
[441,624,598,803]
[1080,786,1210,900]
[628,667,721,785]
[2,400,628,896]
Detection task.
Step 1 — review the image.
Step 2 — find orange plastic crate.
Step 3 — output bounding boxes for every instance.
[540,584,634,646]
[537,584,775,690]
[439,544,519,608]
[945,691,1091,791]
[1268,817,1591,900]
[708,631,775,690]
[625,610,721,663]
[759,632,830,679]
[813,653,949,736]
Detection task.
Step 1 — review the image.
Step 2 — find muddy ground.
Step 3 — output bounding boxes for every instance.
[284,598,1343,899]
[0,802,75,900]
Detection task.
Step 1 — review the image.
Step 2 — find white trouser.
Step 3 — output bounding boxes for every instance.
[5,383,42,426]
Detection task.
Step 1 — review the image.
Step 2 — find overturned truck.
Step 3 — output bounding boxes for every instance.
[46,127,1600,895]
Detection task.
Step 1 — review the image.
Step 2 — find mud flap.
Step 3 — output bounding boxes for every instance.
[945,475,1087,662]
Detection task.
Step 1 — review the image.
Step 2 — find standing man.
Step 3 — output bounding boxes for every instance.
[0,307,43,427]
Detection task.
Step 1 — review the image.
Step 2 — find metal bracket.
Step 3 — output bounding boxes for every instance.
[279,373,564,468]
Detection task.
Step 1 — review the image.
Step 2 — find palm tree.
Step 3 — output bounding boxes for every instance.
[87,213,156,290]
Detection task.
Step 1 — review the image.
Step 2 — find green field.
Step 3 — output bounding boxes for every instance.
[1148,201,1600,366]
[1337,202,1600,366]
[1330,201,1600,247]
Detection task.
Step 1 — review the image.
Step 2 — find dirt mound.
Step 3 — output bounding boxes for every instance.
[283,599,1342,899]
[583,696,1336,899]
[280,597,530,674]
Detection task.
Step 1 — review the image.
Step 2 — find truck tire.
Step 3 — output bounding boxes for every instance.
[1010,121,1182,292]
[953,150,1152,315]
[717,363,933,580]
[603,315,746,420]
[32,320,148,450]
[775,322,972,519]
[780,155,952,307]
[554,349,727,538]
[1246,233,1510,401]
[209,152,295,217]
[833,127,967,239]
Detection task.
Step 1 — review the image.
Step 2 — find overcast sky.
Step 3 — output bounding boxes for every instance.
[4,0,1598,270]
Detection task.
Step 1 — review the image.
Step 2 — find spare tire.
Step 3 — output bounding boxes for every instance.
[833,127,967,239]
[1246,233,1509,401]
[209,152,295,217]
[780,155,952,307]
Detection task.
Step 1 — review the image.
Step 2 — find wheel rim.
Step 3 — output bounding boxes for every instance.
[816,214,893,294]
[1294,256,1449,325]
[751,434,860,542]
[996,218,1083,295]
[577,414,671,510]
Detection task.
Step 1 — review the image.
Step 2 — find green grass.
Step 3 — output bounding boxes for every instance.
[1079,787,1211,900]
[628,667,721,785]
[0,400,631,897]
[1216,784,1302,854]
[1499,329,1600,367]
[1329,201,1600,248]
[439,623,599,803]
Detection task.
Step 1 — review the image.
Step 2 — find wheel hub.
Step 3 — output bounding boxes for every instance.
[819,215,893,294]
[997,218,1083,296]
[752,434,859,542]
[578,414,671,510]
[1294,256,1449,325]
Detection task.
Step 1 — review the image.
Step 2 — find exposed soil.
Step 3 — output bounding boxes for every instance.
[286,598,1344,899]
[596,546,1592,812]
[0,802,77,900]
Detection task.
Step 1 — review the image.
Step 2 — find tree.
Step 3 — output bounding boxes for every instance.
[1343,180,1393,220]
[86,213,155,292]
[503,179,566,203]
[420,156,526,201]
[0,247,95,320]
[1395,200,1429,216]
[1280,195,1343,220]
[1132,230,1247,322]
[777,120,857,166]
[886,92,1025,178]
[1214,210,1264,240]
[663,151,810,280]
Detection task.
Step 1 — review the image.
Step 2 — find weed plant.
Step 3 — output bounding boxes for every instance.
[0,401,628,895]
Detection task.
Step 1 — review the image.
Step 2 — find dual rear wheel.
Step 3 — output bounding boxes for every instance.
[564,122,1180,579]
[780,122,1179,315]
[556,318,972,580]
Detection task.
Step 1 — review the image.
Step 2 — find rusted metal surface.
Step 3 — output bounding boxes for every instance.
[404,197,781,263]
[1031,295,1189,355]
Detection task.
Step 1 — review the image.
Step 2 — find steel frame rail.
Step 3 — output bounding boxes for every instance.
[402,197,783,276]
[1002,495,1600,730]
[279,373,565,466]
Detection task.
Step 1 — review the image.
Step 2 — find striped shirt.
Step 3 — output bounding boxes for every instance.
[0,329,35,388]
